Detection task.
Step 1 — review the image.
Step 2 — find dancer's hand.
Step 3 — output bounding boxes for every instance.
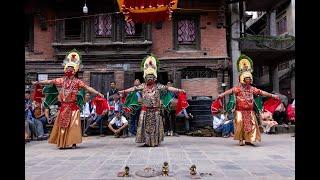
[32,81,39,85]
[97,92,104,98]
[273,95,280,100]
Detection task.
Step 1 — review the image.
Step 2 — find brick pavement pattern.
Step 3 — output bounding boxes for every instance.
[26,134,294,180]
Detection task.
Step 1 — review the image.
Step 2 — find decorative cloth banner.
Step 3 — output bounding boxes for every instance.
[32,84,44,103]
[42,84,59,109]
[117,0,178,23]
[263,97,281,114]
[175,92,189,115]
[211,98,223,114]
[92,96,110,115]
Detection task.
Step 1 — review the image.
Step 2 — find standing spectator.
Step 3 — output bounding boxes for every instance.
[108,110,128,138]
[164,80,179,136]
[107,81,119,105]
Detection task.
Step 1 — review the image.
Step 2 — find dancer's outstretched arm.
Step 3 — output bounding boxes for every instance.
[32,79,55,85]
[85,86,104,98]
[119,84,144,94]
[217,87,234,98]
[167,86,185,93]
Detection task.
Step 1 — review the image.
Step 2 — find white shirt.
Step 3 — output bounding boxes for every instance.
[80,102,96,118]
[212,114,225,129]
[110,116,128,127]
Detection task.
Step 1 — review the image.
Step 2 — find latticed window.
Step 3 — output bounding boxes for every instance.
[174,15,200,50]
[125,21,142,36]
[178,19,196,44]
[181,68,217,79]
[94,14,112,37]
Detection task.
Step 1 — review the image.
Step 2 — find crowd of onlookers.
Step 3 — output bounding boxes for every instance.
[25,80,193,143]
[26,79,295,143]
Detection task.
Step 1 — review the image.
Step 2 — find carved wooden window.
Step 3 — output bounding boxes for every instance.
[94,14,112,37]
[178,19,196,44]
[174,15,200,50]
[125,21,142,36]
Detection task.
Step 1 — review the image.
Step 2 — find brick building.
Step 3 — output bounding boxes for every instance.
[25,0,229,99]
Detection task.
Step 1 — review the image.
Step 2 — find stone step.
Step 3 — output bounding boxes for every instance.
[274,124,295,134]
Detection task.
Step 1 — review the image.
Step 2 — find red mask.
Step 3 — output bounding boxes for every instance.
[65,69,74,77]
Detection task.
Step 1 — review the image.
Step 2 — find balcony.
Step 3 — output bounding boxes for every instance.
[52,15,152,61]
[239,35,295,66]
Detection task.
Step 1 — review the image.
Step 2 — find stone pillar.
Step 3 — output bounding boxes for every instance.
[175,70,182,89]
[267,10,277,36]
[84,16,91,42]
[230,3,240,87]
[291,0,295,35]
[267,10,279,92]
[269,65,279,93]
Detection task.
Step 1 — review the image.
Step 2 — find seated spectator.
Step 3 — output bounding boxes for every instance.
[273,102,288,126]
[260,110,278,134]
[25,122,32,143]
[85,96,109,137]
[81,92,96,137]
[44,102,60,125]
[25,90,44,141]
[176,108,193,132]
[32,99,49,138]
[108,110,128,138]
[212,111,234,138]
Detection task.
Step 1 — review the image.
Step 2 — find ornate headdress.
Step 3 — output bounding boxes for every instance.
[237,54,253,84]
[62,49,82,72]
[141,54,160,79]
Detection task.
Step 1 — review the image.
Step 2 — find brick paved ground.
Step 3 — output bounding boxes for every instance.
[25,134,294,180]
